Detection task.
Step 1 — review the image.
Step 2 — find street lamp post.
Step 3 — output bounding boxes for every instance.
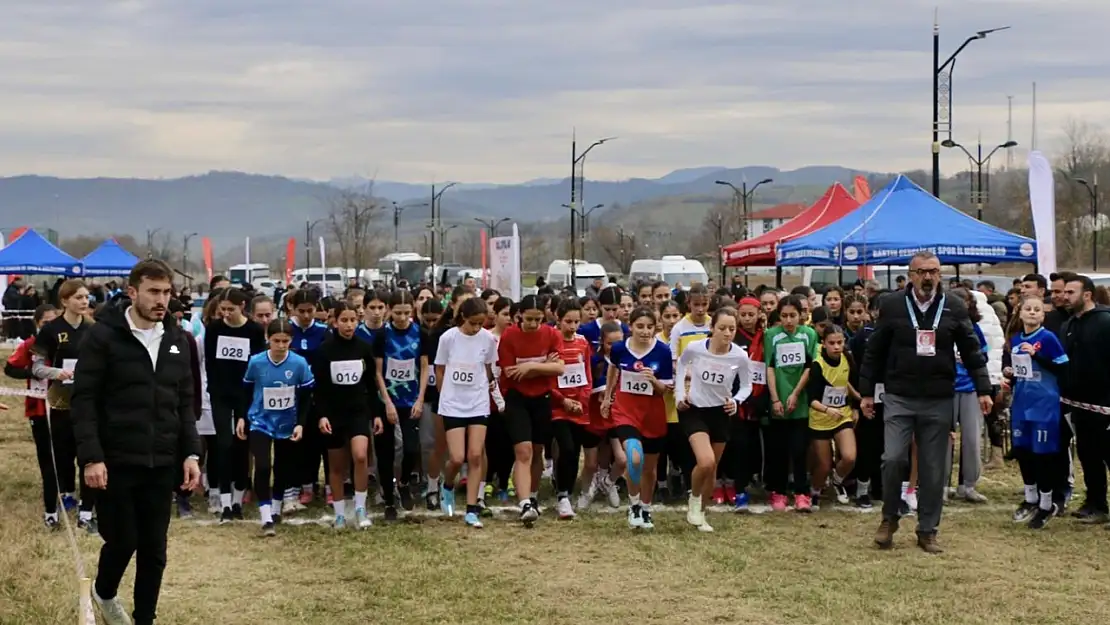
[429,182,457,291]
[931,22,1010,197]
[714,178,772,286]
[182,232,198,276]
[1076,175,1100,270]
[616,226,636,275]
[569,134,616,285]
[392,201,429,253]
[941,139,1018,221]
[304,218,325,275]
[474,217,511,239]
[145,228,162,258]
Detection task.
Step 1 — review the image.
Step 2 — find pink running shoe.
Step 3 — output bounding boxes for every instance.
[794,493,813,513]
[770,492,788,512]
[326,491,334,506]
[299,489,314,506]
[724,484,737,505]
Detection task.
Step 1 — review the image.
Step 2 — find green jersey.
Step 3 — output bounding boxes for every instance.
[763,325,818,420]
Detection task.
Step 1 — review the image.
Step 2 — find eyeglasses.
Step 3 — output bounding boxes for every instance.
[912,268,941,277]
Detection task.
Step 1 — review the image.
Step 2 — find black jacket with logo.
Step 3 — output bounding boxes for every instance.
[1059,305,1110,409]
[859,287,990,400]
[71,306,200,468]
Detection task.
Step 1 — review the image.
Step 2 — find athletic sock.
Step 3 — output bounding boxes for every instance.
[900,481,909,497]
[220,493,232,509]
[629,493,641,506]
[259,503,273,524]
[1039,491,1054,512]
[354,491,368,510]
[232,488,245,506]
[856,480,870,498]
[478,480,486,494]
[1024,485,1038,505]
[273,499,283,516]
[45,512,59,523]
[78,510,92,522]
[333,499,346,518]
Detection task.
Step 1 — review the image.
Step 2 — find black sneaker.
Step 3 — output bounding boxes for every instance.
[425,490,440,511]
[855,494,873,510]
[220,507,234,525]
[520,502,538,526]
[478,498,493,518]
[640,508,654,529]
[231,504,244,520]
[530,497,542,516]
[1012,502,1038,523]
[261,521,276,537]
[176,496,194,519]
[1028,504,1058,530]
[383,505,398,522]
[78,517,99,536]
[44,515,60,531]
[1074,506,1109,524]
[898,500,913,517]
[398,485,415,512]
[272,514,282,526]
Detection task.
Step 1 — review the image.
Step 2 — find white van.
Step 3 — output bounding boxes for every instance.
[803,266,909,291]
[628,256,709,289]
[545,260,608,295]
[291,267,347,295]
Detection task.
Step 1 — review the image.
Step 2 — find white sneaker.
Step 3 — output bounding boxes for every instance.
[355,506,372,529]
[627,505,644,529]
[686,494,706,528]
[577,483,597,511]
[93,589,132,625]
[283,498,305,513]
[962,487,989,503]
[604,476,621,508]
[556,497,576,520]
[698,520,715,532]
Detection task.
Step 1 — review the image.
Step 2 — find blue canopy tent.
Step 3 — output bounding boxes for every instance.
[777,174,1037,267]
[82,239,140,277]
[0,229,84,275]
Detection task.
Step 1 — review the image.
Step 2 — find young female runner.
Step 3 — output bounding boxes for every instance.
[675,307,752,531]
[1005,296,1069,529]
[205,288,267,522]
[423,286,472,509]
[655,299,687,501]
[579,296,599,324]
[434,297,499,528]
[806,323,858,507]
[602,307,673,530]
[32,281,97,532]
[237,319,314,535]
[498,294,565,524]
[373,290,428,517]
[764,295,818,512]
[841,293,868,342]
[549,299,595,519]
[289,288,333,507]
[618,291,635,325]
[577,321,627,510]
[314,302,380,529]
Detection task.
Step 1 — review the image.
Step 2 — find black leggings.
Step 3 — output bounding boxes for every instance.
[210,396,250,495]
[1015,445,1064,499]
[853,410,885,491]
[44,410,96,513]
[485,409,514,491]
[203,435,218,492]
[763,419,809,495]
[299,404,329,489]
[720,420,761,490]
[659,422,693,487]
[551,420,590,494]
[374,411,421,506]
[30,418,61,514]
[248,431,297,504]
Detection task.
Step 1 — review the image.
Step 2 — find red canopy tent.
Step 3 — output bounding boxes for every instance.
[722,182,859,267]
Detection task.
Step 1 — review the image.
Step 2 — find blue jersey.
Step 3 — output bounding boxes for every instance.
[291,320,330,365]
[954,324,987,393]
[373,321,424,408]
[1009,327,1068,454]
[578,318,630,354]
[243,351,315,439]
[356,322,384,346]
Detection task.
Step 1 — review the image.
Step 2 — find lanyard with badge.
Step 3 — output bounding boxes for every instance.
[905,294,945,357]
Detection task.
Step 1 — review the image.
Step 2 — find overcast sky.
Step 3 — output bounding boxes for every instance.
[2,0,1108,183]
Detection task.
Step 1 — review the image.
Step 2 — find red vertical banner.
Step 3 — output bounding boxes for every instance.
[480,229,488,289]
[201,237,214,282]
[284,238,296,284]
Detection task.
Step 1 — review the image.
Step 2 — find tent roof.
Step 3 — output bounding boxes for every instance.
[777,174,1037,266]
[0,229,84,275]
[723,182,859,267]
[82,239,140,277]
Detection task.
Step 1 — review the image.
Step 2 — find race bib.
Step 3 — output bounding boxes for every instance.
[775,342,805,367]
[330,360,363,385]
[620,371,653,396]
[428,370,437,387]
[61,358,77,385]
[558,362,587,389]
[822,387,848,408]
[30,377,47,394]
[447,363,479,387]
[386,358,416,383]
[874,383,885,404]
[698,360,732,387]
[916,330,936,357]
[216,336,250,362]
[1012,353,1034,380]
[262,385,296,411]
[750,361,767,385]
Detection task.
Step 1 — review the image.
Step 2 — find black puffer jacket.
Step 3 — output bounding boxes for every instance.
[1059,305,1110,408]
[71,306,200,468]
[860,287,990,399]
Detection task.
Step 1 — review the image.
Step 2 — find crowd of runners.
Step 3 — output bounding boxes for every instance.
[8,262,1110,538]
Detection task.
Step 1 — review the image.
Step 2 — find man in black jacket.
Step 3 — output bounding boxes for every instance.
[72,259,201,625]
[1059,274,1110,524]
[860,252,992,553]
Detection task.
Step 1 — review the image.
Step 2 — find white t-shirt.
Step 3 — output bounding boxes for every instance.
[674,338,752,408]
[434,327,499,419]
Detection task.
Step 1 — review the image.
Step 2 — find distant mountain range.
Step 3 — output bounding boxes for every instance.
[0,165,885,251]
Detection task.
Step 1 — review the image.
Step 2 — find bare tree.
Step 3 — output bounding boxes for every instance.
[326,186,386,270]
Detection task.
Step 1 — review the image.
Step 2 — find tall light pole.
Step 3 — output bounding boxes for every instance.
[616,226,636,275]
[392,201,429,253]
[182,232,198,276]
[578,203,604,260]
[715,178,772,286]
[429,182,457,291]
[931,21,1010,197]
[1076,175,1100,270]
[145,228,162,258]
[304,218,325,275]
[941,139,1017,221]
[474,217,511,239]
[569,133,616,285]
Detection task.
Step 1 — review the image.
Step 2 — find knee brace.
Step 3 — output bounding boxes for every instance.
[625,438,644,483]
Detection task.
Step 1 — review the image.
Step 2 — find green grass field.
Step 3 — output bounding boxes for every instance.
[2,376,1109,624]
